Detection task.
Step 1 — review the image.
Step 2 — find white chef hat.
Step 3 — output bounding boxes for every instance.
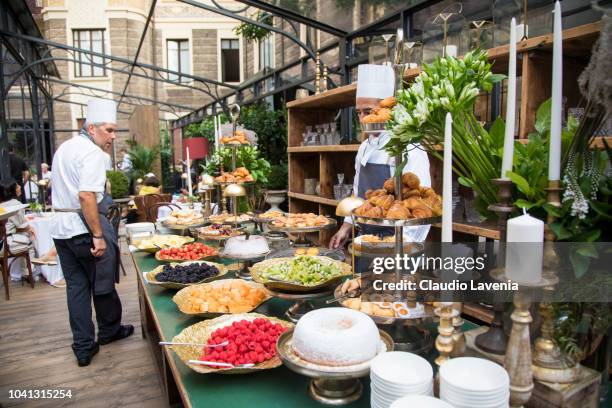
[86,98,117,124]
[356,64,395,99]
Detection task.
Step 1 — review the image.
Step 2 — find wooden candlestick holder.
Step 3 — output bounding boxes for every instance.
[475,178,515,355]
[532,180,579,383]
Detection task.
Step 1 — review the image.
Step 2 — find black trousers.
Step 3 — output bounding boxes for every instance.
[54,234,122,357]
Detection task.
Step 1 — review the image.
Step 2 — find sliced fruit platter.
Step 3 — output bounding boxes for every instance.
[169,313,293,374]
[145,260,228,289]
[155,242,218,262]
[132,234,194,253]
[173,279,270,317]
[251,255,352,292]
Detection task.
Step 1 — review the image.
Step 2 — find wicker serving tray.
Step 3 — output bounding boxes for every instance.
[144,261,228,289]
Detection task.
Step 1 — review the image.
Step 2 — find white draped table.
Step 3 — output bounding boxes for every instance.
[28,213,64,284]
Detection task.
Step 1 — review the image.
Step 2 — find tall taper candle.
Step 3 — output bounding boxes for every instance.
[501,17,517,179]
[549,1,563,181]
[442,112,453,243]
[213,116,218,152]
[186,147,193,196]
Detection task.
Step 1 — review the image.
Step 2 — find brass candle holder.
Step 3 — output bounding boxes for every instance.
[532,180,579,383]
[475,178,515,355]
[450,303,466,357]
[322,66,329,92]
[315,52,321,94]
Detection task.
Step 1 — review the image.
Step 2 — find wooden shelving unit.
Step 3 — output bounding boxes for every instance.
[287,22,601,246]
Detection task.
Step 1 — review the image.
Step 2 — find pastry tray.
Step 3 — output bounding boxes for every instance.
[351,214,441,228]
[267,218,337,233]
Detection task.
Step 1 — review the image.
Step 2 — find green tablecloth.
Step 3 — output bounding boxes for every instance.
[132,252,476,408]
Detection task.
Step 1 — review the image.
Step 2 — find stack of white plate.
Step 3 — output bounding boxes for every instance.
[440,357,510,408]
[370,352,434,408]
[390,395,453,408]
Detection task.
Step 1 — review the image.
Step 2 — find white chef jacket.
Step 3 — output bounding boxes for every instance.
[344,131,431,242]
[50,135,108,239]
[23,180,39,201]
[41,170,52,180]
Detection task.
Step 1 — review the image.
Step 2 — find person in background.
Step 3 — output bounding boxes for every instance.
[0,182,41,282]
[8,144,28,203]
[138,174,161,196]
[51,98,133,367]
[118,148,132,173]
[41,163,52,181]
[23,174,39,203]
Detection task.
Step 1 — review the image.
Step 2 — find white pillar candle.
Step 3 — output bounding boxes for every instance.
[505,209,544,284]
[548,1,563,181]
[501,18,517,179]
[444,45,458,58]
[213,116,218,152]
[186,147,193,197]
[442,112,453,243]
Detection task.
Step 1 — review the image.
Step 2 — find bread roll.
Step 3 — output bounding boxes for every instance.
[383,178,395,194]
[402,172,420,189]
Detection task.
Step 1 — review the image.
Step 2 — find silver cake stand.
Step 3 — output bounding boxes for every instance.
[218,250,270,281]
[265,286,334,323]
[277,329,394,405]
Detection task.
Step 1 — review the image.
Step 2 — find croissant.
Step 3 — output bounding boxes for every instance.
[402,197,424,210]
[369,194,394,210]
[402,188,420,199]
[422,194,442,209]
[420,187,437,198]
[354,202,374,216]
[402,172,420,189]
[386,202,411,219]
[367,188,387,199]
[383,178,395,194]
[379,96,397,109]
[376,108,392,121]
[412,207,433,218]
[365,206,385,218]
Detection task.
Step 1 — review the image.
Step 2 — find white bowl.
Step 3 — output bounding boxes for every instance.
[440,357,509,393]
[441,388,509,407]
[441,381,509,398]
[371,352,433,386]
[372,379,433,397]
[390,395,454,408]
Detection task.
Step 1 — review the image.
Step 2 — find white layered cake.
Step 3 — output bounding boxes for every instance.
[292,308,380,366]
[223,235,269,257]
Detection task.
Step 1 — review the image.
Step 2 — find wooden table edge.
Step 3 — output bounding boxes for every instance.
[130,251,194,408]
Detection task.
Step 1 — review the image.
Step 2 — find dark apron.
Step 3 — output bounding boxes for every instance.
[77,192,120,295]
[357,162,394,237]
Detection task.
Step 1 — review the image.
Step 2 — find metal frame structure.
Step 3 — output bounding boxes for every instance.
[0,0,603,188]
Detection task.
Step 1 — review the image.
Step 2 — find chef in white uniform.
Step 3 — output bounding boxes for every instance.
[51,99,133,367]
[330,64,431,249]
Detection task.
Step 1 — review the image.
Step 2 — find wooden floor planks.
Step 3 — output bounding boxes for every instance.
[0,244,166,408]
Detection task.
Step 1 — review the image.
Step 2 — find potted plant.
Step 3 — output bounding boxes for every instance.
[264,163,288,212]
[106,170,130,199]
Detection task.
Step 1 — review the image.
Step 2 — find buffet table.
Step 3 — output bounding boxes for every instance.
[130,251,477,408]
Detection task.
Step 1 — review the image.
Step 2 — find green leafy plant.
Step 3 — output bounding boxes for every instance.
[106,170,130,199]
[204,145,271,186]
[160,127,173,191]
[234,12,273,41]
[184,113,229,145]
[267,163,288,190]
[126,140,160,179]
[238,102,287,165]
[387,49,505,216]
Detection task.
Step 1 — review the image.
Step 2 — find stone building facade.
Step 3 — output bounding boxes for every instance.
[35,0,367,153]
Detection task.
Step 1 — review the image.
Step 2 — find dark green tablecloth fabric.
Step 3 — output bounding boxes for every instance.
[133,252,476,408]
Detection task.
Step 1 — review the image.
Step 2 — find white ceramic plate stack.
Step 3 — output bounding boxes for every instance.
[390,395,453,408]
[370,351,434,408]
[440,357,510,408]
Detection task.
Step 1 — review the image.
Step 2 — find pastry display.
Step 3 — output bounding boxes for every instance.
[251,255,351,287]
[214,167,254,183]
[208,212,252,224]
[353,235,417,254]
[223,235,270,258]
[164,209,205,226]
[362,97,397,123]
[174,279,269,314]
[220,129,249,145]
[197,224,243,239]
[355,172,442,220]
[271,213,331,228]
[133,234,194,251]
[155,262,220,284]
[156,242,217,261]
[294,247,320,256]
[291,308,380,366]
[255,210,285,221]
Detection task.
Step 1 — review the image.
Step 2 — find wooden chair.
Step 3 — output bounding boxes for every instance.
[106,204,127,277]
[146,202,181,224]
[142,194,172,223]
[0,219,34,301]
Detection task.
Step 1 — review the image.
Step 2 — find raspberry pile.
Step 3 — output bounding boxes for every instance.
[199,318,287,368]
